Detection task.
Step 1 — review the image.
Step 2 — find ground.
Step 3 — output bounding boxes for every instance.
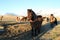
[0,15,60,40]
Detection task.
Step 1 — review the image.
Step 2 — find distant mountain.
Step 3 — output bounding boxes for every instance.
[5,13,18,16]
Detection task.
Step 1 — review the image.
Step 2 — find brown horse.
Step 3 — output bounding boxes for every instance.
[20,17,27,21]
[50,14,57,28]
[27,9,44,36]
[16,16,28,22]
[16,17,20,22]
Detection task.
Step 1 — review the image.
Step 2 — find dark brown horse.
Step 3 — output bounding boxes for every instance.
[27,9,44,36]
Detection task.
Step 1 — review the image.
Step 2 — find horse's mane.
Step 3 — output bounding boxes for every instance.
[31,10,37,17]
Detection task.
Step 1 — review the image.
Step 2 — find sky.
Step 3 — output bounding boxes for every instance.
[0,0,60,16]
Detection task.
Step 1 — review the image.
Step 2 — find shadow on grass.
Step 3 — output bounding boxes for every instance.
[35,21,60,40]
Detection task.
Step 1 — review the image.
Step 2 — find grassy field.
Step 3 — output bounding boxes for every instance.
[0,15,60,40]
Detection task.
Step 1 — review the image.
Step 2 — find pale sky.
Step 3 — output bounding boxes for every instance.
[0,0,60,16]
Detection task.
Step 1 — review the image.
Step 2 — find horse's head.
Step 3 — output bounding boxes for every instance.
[27,9,32,20]
[27,9,37,21]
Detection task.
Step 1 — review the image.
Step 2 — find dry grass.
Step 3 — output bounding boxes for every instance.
[0,15,60,40]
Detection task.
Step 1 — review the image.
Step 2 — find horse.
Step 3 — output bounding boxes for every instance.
[16,16,28,22]
[0,16,3,21]
[50,14,57,28]
[20,17,27,21]
[16,17,20,22]
[27,9,44,36]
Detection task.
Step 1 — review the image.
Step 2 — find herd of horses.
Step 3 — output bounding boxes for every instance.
[0,9,57,29]
[16,11,47,22]
[0,11,47,22]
